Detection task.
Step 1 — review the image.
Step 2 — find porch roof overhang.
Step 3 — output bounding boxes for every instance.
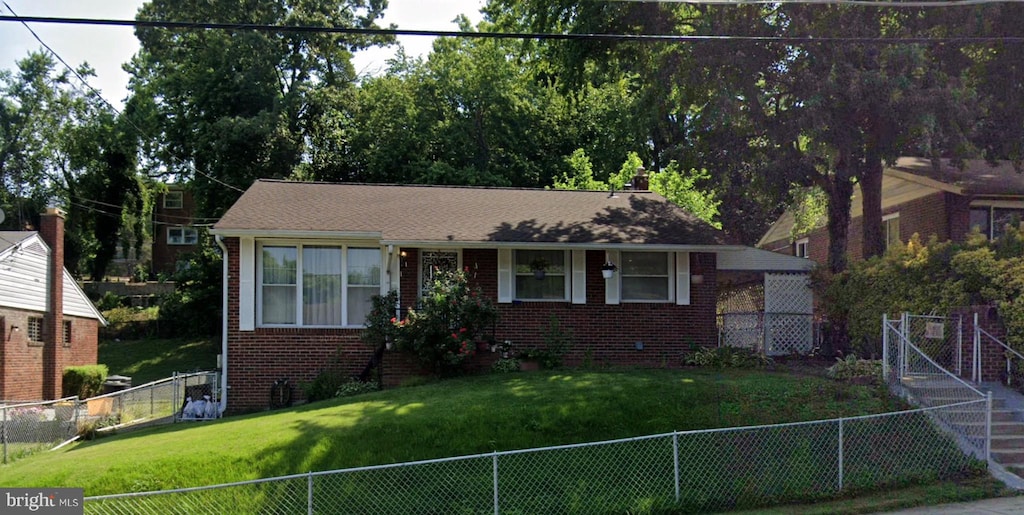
[716,247,816,272]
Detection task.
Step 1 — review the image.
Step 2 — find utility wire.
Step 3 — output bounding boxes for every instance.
[2,4,245,194]
[2,14,1024,44]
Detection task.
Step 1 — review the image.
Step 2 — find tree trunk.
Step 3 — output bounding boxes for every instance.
[823,175,855,275]
[822,167,856,357]
[860,156,885,260]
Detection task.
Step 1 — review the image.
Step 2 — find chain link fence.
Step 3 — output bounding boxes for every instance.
[1,372,219,465]
[1,396,79,464]
[84,402,985,514]
[884,314,990,460]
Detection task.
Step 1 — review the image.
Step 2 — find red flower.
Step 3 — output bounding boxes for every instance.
[390,317,397,323]
[452,332,459,340]
[459,327,467,333]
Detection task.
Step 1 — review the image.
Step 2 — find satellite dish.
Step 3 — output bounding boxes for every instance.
[0,208,5,225]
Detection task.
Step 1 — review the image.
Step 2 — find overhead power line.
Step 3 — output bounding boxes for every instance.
[1,5,246,194]
[2,15,1024,44]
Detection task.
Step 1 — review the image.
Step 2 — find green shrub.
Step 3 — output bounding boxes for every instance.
[62,365,109,398]
[97,291,127,311]
[827,355,882,382]
[302,369,349,403]
[491,358,521,373]
[818,231,1024,356]
[686,347,772,368]
[335,380,379,397]
[382,268,498,376]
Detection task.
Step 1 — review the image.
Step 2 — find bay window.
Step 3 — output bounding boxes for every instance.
[259,244,380,327]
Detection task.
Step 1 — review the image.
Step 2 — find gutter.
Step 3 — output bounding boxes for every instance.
[215,234,229,414]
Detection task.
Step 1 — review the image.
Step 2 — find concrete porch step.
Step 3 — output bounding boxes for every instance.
[991,449,1024,466]
[990,434,1024,450]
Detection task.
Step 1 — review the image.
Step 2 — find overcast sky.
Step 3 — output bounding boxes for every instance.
[0,0,485,108]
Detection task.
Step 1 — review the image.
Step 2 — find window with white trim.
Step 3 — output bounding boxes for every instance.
[620,251,672,302]
[164,191,183,209]
[168,226,199,245]
[258,244,381,327]
[882,213,900,250]
[514,249,569,300]
[794,238,809,258]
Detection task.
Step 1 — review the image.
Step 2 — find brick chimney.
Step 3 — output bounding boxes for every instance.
[632,166,650,191]
[39,207,65,399]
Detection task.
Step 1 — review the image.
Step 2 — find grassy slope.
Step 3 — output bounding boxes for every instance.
[2,369,900,495]
[98,337,218,384]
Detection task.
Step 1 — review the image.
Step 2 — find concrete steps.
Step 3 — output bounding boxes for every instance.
[900,377,1024,468]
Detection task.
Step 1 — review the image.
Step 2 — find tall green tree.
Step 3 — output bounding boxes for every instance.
[128,0,391,217]
[0,52,144,278]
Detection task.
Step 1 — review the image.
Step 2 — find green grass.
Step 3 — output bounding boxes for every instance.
[2,368,986,513]
[98,337,217,384]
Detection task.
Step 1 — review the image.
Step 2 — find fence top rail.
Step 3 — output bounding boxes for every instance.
[885,319,985,398]
[904,313,962,321]
[84,398,987,502]
[979,327,1024,362]
[86,371,218,401]
[0,396,78,410]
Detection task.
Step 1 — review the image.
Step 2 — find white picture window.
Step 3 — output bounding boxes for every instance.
[794,238,809,258]
[258,244,381,327]
[514,249,569,301]
[621,251,672,302]
[164,191,184,209]
[168,226,199,245]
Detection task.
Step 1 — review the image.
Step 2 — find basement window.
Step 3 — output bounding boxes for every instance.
[63,320,72,348]
[28,317,43,345]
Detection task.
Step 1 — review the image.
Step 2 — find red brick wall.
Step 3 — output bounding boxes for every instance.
[762,191,960,266]
[223,240,718,412]
[958,306,1010,383]
[0,307,100,401]
[152,189,200,276]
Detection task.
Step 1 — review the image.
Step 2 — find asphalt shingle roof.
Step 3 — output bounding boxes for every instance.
[212,180,728,246]
[892,157,1024,196]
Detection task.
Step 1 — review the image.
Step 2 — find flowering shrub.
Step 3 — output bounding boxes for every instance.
[372,268,498,376]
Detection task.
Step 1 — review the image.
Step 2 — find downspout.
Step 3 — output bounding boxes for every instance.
[215,234,229,414]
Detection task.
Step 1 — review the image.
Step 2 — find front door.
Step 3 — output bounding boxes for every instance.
[419,250,460,296]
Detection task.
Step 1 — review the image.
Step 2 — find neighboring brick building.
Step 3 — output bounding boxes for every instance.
[210,180,811,412]
[0,209,106,401]
[759,158,1024,263]
[152,186,201,276]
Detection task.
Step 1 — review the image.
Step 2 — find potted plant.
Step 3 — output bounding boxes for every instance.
[529,257,549,280]
[601,262,618,279]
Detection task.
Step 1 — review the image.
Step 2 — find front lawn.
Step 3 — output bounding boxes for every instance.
[98,337,217,384]
[0,369,993,512]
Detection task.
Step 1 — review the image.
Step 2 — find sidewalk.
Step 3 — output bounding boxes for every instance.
[881,496,1024,514]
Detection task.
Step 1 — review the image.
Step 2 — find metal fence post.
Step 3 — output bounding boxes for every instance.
[957,315,963,377]
[882,314,889,382]
[492,452,500,515]
[307,471,313,515]
[837,418,844,491]
[2,405,7,465]
[974,313,981,383]
[672,432,680,502]
[986,392,993,462]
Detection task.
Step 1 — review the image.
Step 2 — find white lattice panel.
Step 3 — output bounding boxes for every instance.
[764,273,812,315]
[720,312,762,351]
[764,273,813,355]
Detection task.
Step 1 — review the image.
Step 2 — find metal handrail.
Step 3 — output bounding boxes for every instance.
[885,319,986,399]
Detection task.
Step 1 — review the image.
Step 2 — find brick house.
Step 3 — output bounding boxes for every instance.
[210,180,812,412]
[759,158,1024,263]
[152,186,201,276]
[0,209,106,401]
